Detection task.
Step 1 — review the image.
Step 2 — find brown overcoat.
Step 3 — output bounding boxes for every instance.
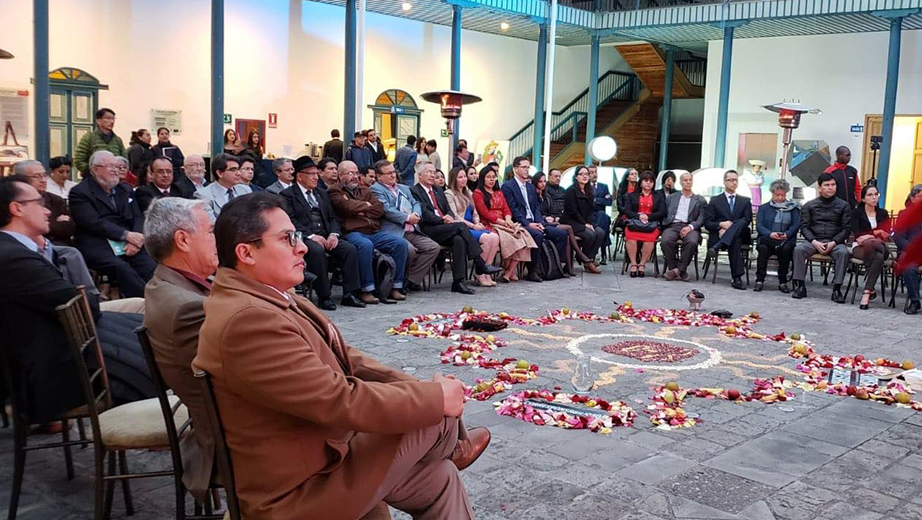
[192,268,444,520]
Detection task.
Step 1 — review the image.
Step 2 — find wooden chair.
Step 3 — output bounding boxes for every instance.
[136,327,224,520]
[56,288,188,520]
[1,339,91,520]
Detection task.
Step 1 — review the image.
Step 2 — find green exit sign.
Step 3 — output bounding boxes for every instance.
[223,114,232,124]
[440,129,449,137]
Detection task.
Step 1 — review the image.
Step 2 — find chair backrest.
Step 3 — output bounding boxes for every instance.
[135,326,187,483]
[55,286,112,443]
[194,370,242,520]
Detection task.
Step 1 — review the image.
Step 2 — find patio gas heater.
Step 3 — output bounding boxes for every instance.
[762,102,821,179]
[420,90,482,136]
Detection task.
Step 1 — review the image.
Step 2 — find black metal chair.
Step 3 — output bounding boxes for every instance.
[193,371,242,520]
[56,288,186,520]
[136,327,224,520]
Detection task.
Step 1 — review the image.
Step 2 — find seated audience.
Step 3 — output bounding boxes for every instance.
[661,172,706,282]
[46,156,77,200]
[466,165,479,186]
[560,166,604,274]
[0,175,154,422]
[792,172,851,302]
[142,197,218,501]
[115,155,136,187]
[623,170,666,277]
[183,155,208,190]
[412,162,502,294]
[588,164,613,258]
[501,157,568,281]
[14,160,74,245]
[536,169,587,272]
[445,166,501,287]
[281,156,364,309]
[191,193,488,520]
[318,157,339,190]
[328,160,408,304]
[434,169,446,188]
[239,156,264,192]
[615,168,639,231]
[70,151,157,297]
[754,179,800,293]
[851,183,891,309]
[194,153,251,220]
[267,158,295,194]
[657,170,677,199]
[135,156,193,212]
[359,164,377,189]
[895,184,922,314]
[151,127,185,179]
[474,166,536,283]
[370,160,440,293]
[543,168,566,218]
[704,169,752,290]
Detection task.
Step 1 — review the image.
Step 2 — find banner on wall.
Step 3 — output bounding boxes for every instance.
[474,139,510,174]
[150,109,182,135]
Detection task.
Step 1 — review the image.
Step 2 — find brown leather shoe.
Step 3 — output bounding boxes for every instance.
[451,427,491,471]
[360,292,380,305]
[389,289,406,301]
[584,262,602,274]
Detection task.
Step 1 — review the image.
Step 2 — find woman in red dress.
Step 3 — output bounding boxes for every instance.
[473,168,536,282]
[624,170,666,277]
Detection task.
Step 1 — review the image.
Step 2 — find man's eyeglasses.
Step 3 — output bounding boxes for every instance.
[14,197,44,206]
[245,230,303,248]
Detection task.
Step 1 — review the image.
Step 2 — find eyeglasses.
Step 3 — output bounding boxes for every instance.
[245,230,303,248]
[14,197,44,206]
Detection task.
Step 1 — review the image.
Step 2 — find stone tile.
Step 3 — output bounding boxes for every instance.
[875,423,922,450]
[815,501,883,520]
[546,439,609,461]
[615,454,696,485]
[858,439,913,461]
[667,437,726,462]
[623,430,677,450]
[893,500,922,520]
[580,442,655,472]
[669,496,737,519]
[801,449,895,492]
[660,466,775,515]
[845,487,901,514]
[736,500,777,520]
[822,397,916,424]
[860,464,922,499]
[782,408,893,448]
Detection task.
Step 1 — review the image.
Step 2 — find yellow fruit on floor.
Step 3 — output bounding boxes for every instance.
[896,392,911,404]
[516,359,530,370]
[793,344,808,355]
[610,312,621,320]
[791,333,802,341]
[725,326,737,335]
[462,305,474,313]
[460,351,472,360]
[562,307,571,315]
[408,323,419,332]
[485,334,495,343]
[903,360,915,370]
[665,381,680,392]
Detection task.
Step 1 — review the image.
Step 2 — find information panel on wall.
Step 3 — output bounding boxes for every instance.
[151,109,182,135]
[0,89,30,142]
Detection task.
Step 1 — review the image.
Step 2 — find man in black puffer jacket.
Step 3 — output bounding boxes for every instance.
[791,172,851,303]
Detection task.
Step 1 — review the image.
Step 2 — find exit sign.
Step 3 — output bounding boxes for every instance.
[440,129,449,137]
[223,114,232,124]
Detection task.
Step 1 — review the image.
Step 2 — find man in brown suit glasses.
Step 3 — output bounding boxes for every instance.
[142,197,218,502]
[193,192,490,520]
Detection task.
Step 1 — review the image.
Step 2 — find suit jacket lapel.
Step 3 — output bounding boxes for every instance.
[292,297,352,375]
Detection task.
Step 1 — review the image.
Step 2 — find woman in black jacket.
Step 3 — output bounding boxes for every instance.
[615,168,639,229]
[126,128,154,184]
[623,170,666,277]
[560,166,603,274]
[851,184,891,309]
[151,127,185,178]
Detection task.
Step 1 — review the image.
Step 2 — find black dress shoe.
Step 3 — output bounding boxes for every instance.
[778,283,791,294]
[405,281,424,292]
[707,247,719,258]
[831,286,846,304]
[474,259,503,276]
[340,294,367,308]
[600,257,608,266]
[318,299,337,311]
[380,296,398,304]
[525,272,543,283]
[906,301,921,315]
[451,281,475,294]
[731,278,746,290]
[753,281,764,292]
[792,282,807,299]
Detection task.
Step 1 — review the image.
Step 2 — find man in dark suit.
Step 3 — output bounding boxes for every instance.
[661,172,707,281]
[704,169,752,290]
[135,156,194,212]
[411,162,502,294]
[70,150,156,297]
[0,175,153,424]
[14,160,75,245]
[501,156,569,281]
[322,129,344,164]
[281,156,365,309]
[364,129,386,163]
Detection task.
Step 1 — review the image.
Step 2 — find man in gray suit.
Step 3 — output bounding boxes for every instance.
[370,159,439,292]
[266,158,295,194]
[142,197,218,502]
[661,172,707,281]
[194,153,251,220]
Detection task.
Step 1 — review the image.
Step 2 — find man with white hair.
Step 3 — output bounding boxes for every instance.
[13,160,74,245]
[143,197,219,502]
[266,158,295,194]
[183,154,208,190]
[69,150,156,297]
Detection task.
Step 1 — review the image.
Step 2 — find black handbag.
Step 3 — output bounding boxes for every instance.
[626,219,660,233]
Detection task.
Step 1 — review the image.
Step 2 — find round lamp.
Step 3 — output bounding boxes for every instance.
[587,136,617,162]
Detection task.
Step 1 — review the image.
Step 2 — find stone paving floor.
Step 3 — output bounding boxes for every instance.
[3,260,922,520]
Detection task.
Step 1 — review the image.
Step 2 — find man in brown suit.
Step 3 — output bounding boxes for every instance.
[142,197,218,501]
[192,193,489,520]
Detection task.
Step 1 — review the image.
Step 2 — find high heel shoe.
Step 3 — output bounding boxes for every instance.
[629,266,638,278]
[859,291,871,310]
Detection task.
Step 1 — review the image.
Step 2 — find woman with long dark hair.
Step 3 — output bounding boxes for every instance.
[851,184,891,309]
[223,129,240,153]
[151,127,185,177]
[444,166,500,287]
[560,166,604,274]
[532,171,590,274]
[241,130,263,161]
[127,128,153,183]
[623,170,666,277]
[473,166,536,282]
[657,170,677,198]
[616,168,639,228]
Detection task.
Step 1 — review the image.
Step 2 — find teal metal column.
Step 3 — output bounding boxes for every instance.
[533,22,547,166]
[450,5,462,151]
[877,16,903,204]
[344,0,357,143]
[33,0,49,166]
[713,24,736,168]
[211,0,224,158]
[658,47,675,171]
[584,30,600,165]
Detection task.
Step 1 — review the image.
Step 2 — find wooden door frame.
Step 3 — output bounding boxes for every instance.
[862,113,922,185]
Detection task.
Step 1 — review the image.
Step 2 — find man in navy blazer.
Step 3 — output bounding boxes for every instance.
[69,150,156,297]
[704,169,752,290]
[501,156,568,281]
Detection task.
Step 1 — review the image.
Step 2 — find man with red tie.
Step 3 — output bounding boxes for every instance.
[824,146,862,209]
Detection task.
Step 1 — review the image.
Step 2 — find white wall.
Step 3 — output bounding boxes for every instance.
[1,0,628,160]
[700,30,922,194]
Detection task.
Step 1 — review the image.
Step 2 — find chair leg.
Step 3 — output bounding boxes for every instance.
[175,480,187,520]
[8,420,26,520]
[61,419,75,481]
[77,418,87,443]
[0,404,8,428]
[117,451,134,516]
[845,268,856,304]
[97,450,113,520]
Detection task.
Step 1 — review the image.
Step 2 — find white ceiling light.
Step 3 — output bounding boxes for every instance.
[500,22,510,30]
[402,2,412,10]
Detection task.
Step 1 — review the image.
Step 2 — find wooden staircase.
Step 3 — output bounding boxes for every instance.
[615,43,705,99]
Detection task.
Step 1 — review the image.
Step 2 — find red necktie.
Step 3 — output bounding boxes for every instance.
[428,188,444,217]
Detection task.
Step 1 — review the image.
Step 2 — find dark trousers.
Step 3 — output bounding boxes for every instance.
[82,246,156,298]
[592,211,612,248]
[904,263,921,303]
[710,219,748,279]
[524,224,568,270]
[574,226,606,261]
[756,237,795,283]
[421,222,482,282]
[304,237,361,299]
[661,223,699,273]
[851,238,888,291]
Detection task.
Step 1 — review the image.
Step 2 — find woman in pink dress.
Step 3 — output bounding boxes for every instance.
[623,170,666,277]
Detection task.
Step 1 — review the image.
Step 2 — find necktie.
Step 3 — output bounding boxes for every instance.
[307,190,318,207]
[428,188,444,217]
[520,182,533,220]
[728,195,735,213]
[227,188,236,201]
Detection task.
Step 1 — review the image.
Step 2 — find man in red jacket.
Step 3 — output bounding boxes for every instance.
[824,146,862,209]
